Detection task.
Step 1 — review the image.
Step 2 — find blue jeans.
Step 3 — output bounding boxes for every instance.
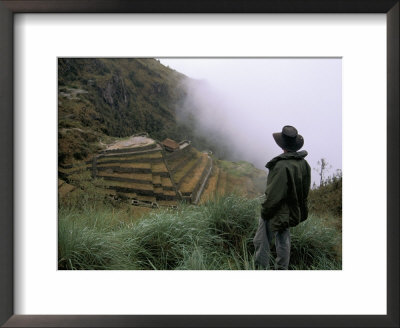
[253,217,291,270]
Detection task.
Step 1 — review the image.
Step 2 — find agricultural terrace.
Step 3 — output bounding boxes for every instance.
[58,135,216,207]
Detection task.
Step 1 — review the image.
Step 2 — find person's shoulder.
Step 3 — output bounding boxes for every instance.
[273,159,290,170]
[277,157,307,170]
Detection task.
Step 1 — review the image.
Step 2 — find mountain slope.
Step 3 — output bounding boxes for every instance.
[58,58,190,163]
[58,58,267,201]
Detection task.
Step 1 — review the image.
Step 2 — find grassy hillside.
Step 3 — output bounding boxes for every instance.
[59,193,341,270]
[308,170,342,232]
[58,58,192,164]
[58,174,341,270]
[59,144,267,208]
[58,58,243,166]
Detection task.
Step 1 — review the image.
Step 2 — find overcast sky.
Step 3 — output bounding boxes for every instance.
[159,58,342,185]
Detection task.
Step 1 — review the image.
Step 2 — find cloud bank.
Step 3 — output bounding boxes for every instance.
[161,58,342,185]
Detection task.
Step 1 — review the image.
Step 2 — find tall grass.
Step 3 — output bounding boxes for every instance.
[58,194,341,270]
[289,214,342,270]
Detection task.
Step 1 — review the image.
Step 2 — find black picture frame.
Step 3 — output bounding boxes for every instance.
[0,1,398,327]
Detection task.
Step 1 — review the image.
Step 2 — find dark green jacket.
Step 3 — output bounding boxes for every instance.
[261,150,311,232]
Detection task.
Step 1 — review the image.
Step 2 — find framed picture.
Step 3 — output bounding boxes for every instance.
[1,0,398,327]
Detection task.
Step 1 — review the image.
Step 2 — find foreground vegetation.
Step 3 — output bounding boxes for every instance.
[59,192,341,270]
[308,168,342,232]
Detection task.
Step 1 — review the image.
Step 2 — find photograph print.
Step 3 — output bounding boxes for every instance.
[58,58,342,270]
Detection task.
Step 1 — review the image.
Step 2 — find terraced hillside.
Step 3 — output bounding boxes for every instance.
[59,134,266,208]
[93,136,179,207]
[59,135,214,207]
[59,136,171,207]
[164,146,213,204]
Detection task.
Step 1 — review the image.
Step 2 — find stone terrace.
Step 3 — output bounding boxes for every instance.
[58,135,214,208]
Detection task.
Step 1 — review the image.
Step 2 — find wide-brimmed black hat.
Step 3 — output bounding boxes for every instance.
[273,125,304,152]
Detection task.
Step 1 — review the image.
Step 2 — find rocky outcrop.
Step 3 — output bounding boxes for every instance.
[102,73,128,106]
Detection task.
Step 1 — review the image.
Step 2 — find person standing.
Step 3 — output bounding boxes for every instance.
[253,125,311,270]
